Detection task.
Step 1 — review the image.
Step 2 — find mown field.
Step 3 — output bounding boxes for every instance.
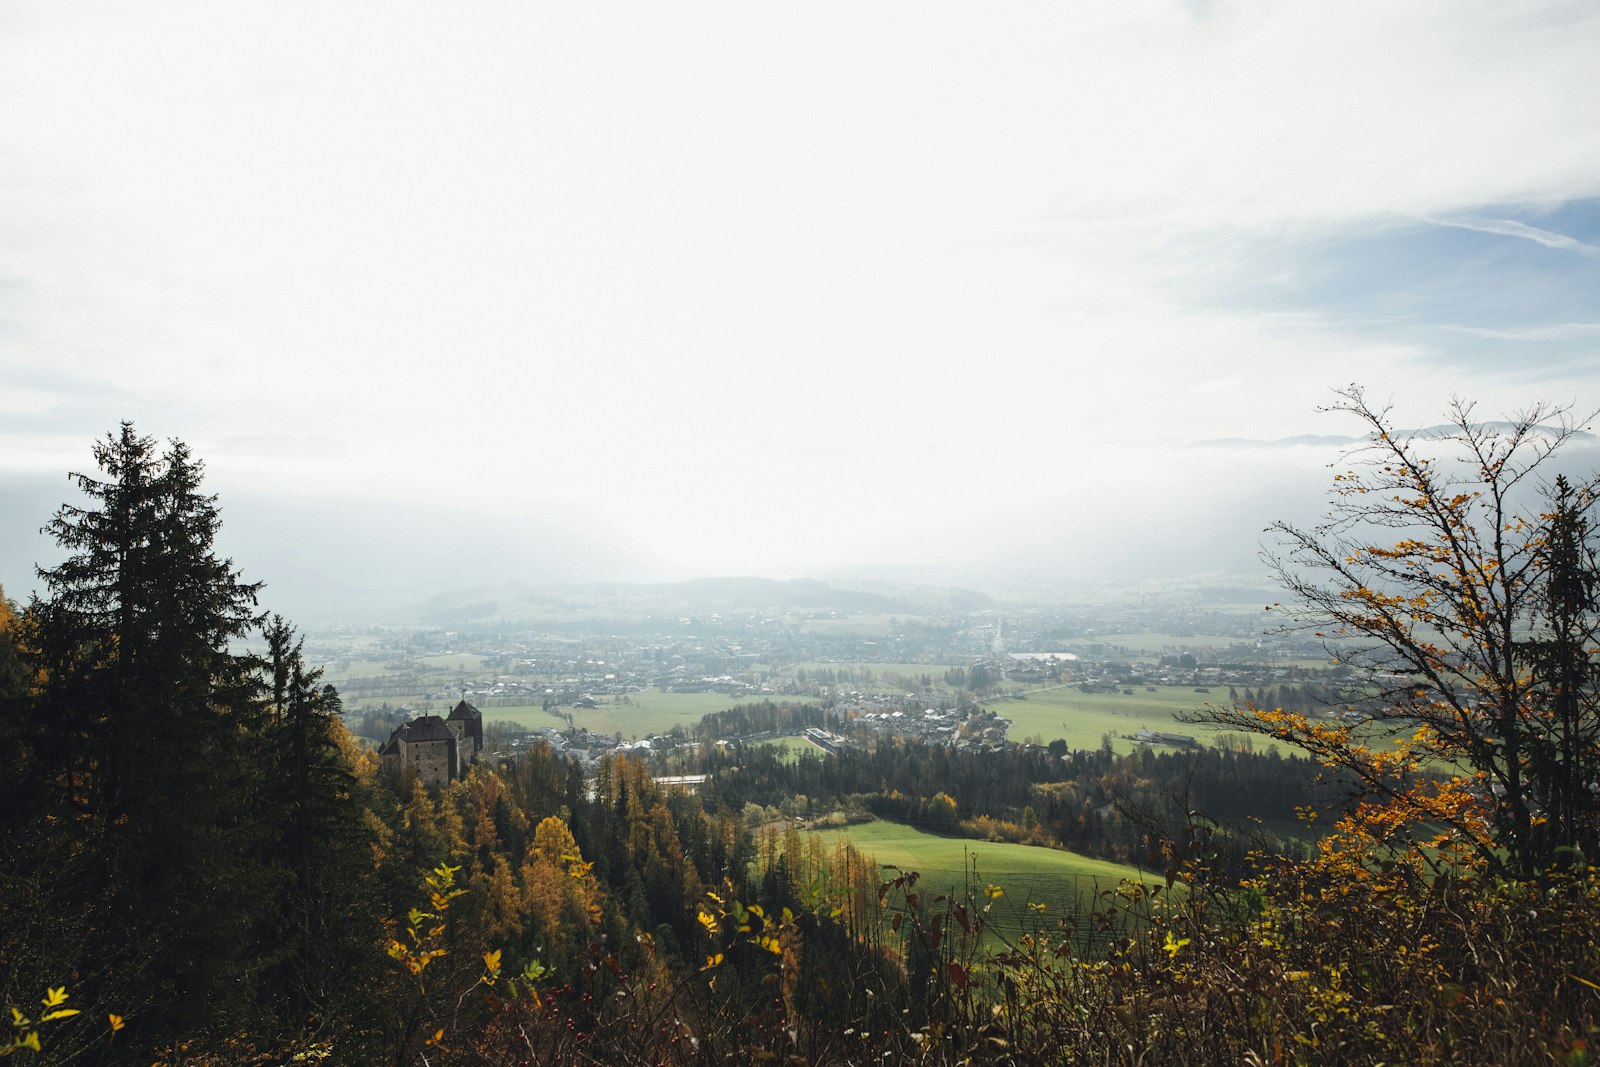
[748,735,824,762]
[473,688,822,739]
[992,684,1250,754]
[807,819,1153,943]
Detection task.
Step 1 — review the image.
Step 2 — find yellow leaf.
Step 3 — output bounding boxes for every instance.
[42,987,69,1008]
[109,1014,125,1033]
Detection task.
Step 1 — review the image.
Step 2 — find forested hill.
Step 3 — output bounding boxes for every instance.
[417,575,995,627]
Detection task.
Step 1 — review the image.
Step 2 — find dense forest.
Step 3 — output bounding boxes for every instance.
[4,418,1600,1064]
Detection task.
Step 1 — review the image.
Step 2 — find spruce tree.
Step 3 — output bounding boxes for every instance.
[259,615,384,1035]
[23,424,273,1042]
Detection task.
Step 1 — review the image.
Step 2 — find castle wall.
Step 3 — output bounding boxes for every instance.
[410,739,452,789]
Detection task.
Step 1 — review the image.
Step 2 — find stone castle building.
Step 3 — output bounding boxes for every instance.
[379,699,484,788]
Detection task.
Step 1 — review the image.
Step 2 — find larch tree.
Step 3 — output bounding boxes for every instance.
[1212,387,1600,877]
[0,583,30,783]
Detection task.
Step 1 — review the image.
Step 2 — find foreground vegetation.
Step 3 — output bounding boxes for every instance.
[4,406,1600,1064]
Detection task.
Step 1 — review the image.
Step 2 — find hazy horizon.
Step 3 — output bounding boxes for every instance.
[4,3,1599,619]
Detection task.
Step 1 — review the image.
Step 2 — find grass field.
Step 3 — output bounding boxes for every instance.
[807,819,1152,943]
[476,702,697,739]
[473,688,822,740]
[749,735,825,762]
[992,684,1246,754]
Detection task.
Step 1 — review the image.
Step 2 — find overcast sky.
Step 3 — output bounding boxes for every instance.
[4,2,1600,616]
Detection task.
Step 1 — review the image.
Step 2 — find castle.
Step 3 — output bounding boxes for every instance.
[378,698,484,788]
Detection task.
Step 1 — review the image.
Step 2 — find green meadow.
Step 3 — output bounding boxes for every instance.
[748,734,829,762]
[993,684,1245,754]
[477,701,698,739]
[807,819,1151,943]
[475,687,821,740]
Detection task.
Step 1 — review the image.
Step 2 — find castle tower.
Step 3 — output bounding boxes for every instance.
[448,699,484,761]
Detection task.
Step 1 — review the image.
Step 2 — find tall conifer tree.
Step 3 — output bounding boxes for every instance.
[24,424,272,1040]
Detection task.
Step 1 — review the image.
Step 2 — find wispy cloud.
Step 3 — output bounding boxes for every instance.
[1439,322,1600,342]
[1422,214,1600,261]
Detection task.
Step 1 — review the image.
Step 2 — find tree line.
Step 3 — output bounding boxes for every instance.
[682,730,1339,873]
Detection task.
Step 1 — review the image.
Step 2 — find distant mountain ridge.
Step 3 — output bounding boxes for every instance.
[1198,421,1594,450]
[417,575,996,626]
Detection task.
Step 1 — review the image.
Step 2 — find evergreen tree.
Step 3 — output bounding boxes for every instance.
[18,424,274,1043]
[0,584,34,812]
[259,615,384,1037]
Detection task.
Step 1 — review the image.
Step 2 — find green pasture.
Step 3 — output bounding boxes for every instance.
[568,693,715,739]
[614,688,744,719]
[620,687,819,722]
[473,702,688,739]
[749,735,825,762]
[808,820,1152,943]
[471,688,820,740]
[316,658,401,683]
[789,663,962,694]
[992,685,1239,753]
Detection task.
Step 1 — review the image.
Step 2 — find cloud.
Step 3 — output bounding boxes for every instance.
[2,3,1599,595]
[1193,435,1363,450]
[1422,215,1600,261]
[1439,323,1600,342]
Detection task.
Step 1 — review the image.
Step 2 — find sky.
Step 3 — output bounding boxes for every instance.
[3,2,1600,620]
